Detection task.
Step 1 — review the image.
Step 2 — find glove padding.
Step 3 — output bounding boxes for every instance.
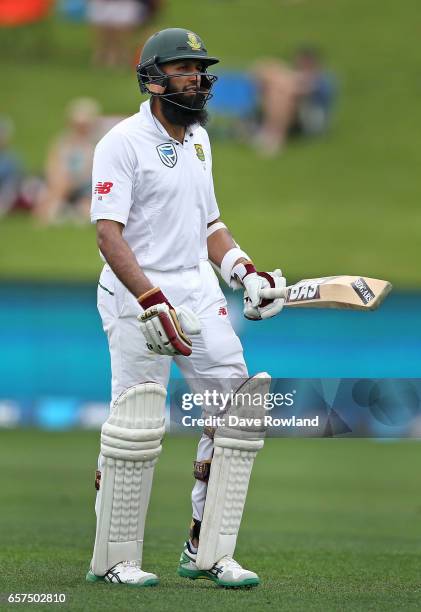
[138,303,201,356]
[243,269,286,320]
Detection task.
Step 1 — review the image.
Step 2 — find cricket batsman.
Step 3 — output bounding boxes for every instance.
[86,27,286,588]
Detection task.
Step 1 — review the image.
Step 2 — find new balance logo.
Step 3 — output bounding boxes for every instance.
[218,307,227,316]
[95,181,114,195]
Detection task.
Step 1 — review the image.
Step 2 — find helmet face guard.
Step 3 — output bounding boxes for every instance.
[136,58,218,111]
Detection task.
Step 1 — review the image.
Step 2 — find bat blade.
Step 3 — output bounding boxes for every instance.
[283,276,392,311]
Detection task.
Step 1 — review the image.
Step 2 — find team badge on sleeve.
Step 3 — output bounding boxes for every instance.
[157,143,178,168]
[194,144,205,162]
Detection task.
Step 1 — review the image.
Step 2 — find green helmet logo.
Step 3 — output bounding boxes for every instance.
[136,28,219,111]
[186,32,202,51]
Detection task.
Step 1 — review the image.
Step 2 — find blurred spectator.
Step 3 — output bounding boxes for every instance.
[15,176,45,214]
[57,0,87,21]
[0,0,52,26]
[87,0,162,68]
[0,117,23,216]
[253,47,336,155]
[34,98,101,224]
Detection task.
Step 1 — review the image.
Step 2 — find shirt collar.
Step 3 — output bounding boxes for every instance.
[139,99,199,143]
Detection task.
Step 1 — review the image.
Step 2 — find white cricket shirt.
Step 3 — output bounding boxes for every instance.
[91,100,220,271]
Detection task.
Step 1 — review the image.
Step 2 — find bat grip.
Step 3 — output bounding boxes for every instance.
[259,287,287,300]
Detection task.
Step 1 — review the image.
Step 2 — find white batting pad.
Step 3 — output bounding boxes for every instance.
[92,383,166,576]
[196,373,271,570]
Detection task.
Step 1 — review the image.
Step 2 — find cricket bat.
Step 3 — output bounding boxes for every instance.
[261,276,392,311]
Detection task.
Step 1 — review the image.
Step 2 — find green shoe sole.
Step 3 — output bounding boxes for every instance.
[177,566,212,581]
[86,570,159,587]
[86,571,104,583]
[177,566,260,588]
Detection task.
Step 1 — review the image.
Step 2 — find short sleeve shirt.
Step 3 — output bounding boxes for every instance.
[90,100,220,270]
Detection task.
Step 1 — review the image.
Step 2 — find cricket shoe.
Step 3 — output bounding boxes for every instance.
[86,560,159,586]
[177,542,260,588]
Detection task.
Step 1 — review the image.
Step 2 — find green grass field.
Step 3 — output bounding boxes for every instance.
[1,0,420,286]
[1,431,421,611]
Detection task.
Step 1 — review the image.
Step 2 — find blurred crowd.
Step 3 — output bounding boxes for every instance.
[0,1,337,223]
[0,0,163,67]
[252,47,336,155]
[1,47,336,223]
[87,0,162,68]
[35,98,101,223]
[208,46,336,156]
[0,99,120,224]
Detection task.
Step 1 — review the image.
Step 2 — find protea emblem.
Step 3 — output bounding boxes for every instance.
[194,144,205,161]
[187,32,201,51]
[157,143,178,168]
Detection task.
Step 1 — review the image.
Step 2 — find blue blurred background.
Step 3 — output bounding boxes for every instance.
[1,284,419,430]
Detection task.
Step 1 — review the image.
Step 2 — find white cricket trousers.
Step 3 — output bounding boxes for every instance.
[96,259,248,521]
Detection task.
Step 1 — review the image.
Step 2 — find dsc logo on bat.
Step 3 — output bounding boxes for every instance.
[287,282,320,302]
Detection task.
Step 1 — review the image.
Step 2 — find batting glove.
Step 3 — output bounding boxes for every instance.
[137,288,201,356]
[232,263,286,320]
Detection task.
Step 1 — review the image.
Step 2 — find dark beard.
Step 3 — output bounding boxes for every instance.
[159,87,209,128]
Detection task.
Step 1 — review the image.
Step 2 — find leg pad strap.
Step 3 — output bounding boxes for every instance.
[193,460,212,482]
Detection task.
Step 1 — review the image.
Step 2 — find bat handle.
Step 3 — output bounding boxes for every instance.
[259,287,287,300]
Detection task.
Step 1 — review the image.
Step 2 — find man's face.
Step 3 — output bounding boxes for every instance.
[161,60,205,102]
[157,59,210,126]
[161,60,208,108]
